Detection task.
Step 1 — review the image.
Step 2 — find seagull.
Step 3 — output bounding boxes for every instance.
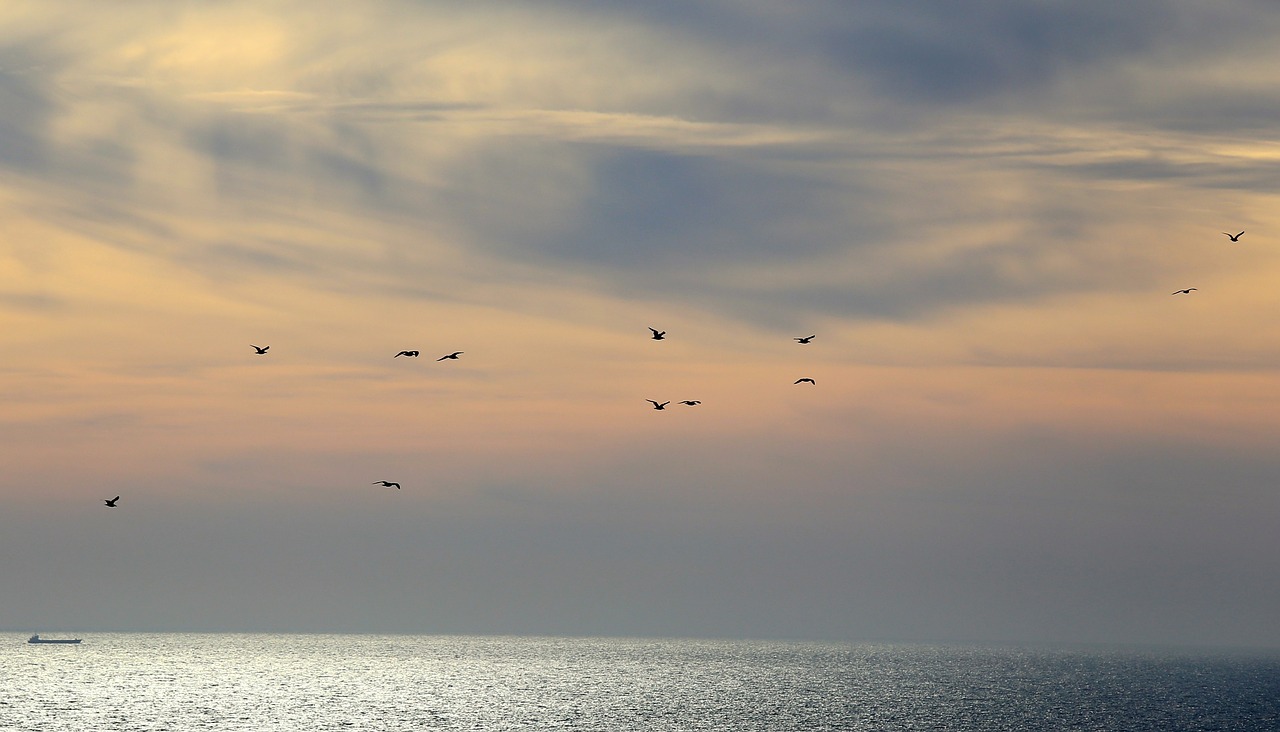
[104,496,120,507]
[436,352,463,361]
[794,378,816,385]
[372,481,401,490]
[648,328,666,341]
[679,400,701,406]
[647,400,670,410]
[1223,231,1244,242]
[395,350,420,358]
[250,345,269,354]
[1172,288,1197,295]
[795,335,815,344]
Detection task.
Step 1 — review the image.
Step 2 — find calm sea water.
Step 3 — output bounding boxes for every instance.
[2,634,1278,731]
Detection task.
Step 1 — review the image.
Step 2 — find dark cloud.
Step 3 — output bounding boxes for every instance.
[0,44,146,189]
[823,1,1171,104]
[529,147,858,267]
[0,45,58,171]
[543,1,1171,114]
[444,141,891,272]
[536,0,1280,138]
[188,114,391,204]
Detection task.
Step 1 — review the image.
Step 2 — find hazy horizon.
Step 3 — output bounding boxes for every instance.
[4,1,1280,650]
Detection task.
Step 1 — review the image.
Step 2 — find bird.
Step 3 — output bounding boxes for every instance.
[1223,231,1244,242]
[647,400,670,410]
[395,350,420,358]
[436,352,463,361]
[679,400,701,406]
[372,481,401,490]
[794,378,816,385]
[250,344,269,354]
[648,328,666,341]
[795,335,815,344]
[1172,288,1197,295]
[104,496,120,507]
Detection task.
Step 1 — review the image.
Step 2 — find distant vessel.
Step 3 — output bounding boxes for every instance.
[28,634,81,644]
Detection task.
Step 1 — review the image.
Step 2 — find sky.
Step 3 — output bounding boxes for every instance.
[3,0,1280,649]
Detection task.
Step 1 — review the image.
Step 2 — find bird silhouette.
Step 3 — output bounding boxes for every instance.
[794,378,816,385]
[395,350,420,358]
[795,335,815,344]
[679,400,701,406]
[1172,288,1197,295]
[647,400,670,410]
[372,481,401,489]
[437,352,463,361]
[250,345,269,354]
[1223,231,1244,242]
[648,328,666,341]
[104,496,120,507]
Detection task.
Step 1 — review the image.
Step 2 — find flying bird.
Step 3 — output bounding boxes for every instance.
[679,400,701,406]
[647,400,670,410]
[104,496,120,507]
[648,328,666,341]
[1223,231,1244,242]
[795,335,816,344]
[372,481,401,490]
[1172,288,1197,295]
[395,350,420,358]
[250,344,269,354]
[794,378,816,385]
[436,352,463,361]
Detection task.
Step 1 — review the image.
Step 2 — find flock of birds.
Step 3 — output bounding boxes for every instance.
[100,228,1248,508]
[100,327,821,507]
[639,327,819,409]
[1170,231,1246,295]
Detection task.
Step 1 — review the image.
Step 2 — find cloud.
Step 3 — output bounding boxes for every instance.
[822,1,1170,103]
[443,142,872,269]
[0,61,53,170]
[3,0,1280,646]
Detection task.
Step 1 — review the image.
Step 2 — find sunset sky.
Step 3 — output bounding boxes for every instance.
[4,0,1280,648]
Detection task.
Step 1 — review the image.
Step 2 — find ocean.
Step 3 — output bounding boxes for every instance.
[4,634,1279,731]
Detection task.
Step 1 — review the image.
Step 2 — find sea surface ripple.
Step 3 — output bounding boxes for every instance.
[4,634,1279,731]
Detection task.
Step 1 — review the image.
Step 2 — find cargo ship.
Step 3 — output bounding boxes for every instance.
[28,634,81,644]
